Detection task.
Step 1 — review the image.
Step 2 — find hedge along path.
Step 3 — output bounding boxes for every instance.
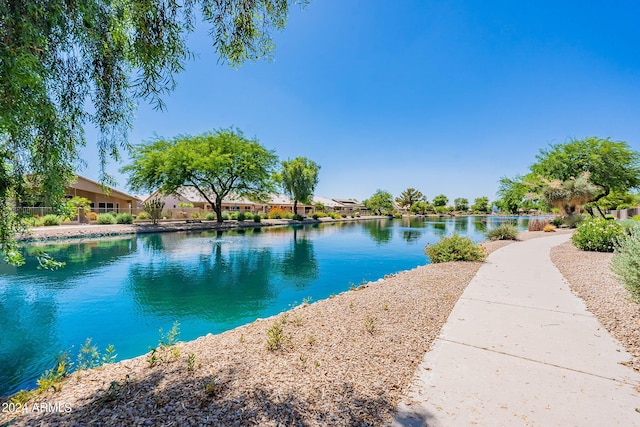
[4,240,511,426]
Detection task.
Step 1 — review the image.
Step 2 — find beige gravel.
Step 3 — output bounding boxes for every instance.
[4,228,635,426]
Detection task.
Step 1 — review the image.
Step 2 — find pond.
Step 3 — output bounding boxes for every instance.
[0,216,532,396]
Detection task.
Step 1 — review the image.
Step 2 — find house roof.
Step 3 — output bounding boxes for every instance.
[312,196,344,208]
[70,175,141,201]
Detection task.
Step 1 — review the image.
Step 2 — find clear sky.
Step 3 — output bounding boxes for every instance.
[80,0,640,203]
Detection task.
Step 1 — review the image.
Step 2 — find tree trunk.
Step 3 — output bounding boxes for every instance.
[215,200,223,223]
[293,199,298,216]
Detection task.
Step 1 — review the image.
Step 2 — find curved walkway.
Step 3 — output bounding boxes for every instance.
[394,234,640,427]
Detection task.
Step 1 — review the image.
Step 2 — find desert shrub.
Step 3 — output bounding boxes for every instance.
[292,214,304,221]
[528,218,549,231]
[42,214,61,226]
[237,212,246,221]
[97,213,117,225]
[543,224,556,232]
[116,213,133,224]
[619,219,639,234]
[611,226,640,301]
[221,212,230,220]
[87,211,98,221]
[284,212,294,219]
[486,223,518,240]
[563,214,585,228]
[327,212,342,219]
[268,208,288,219]
[550,216,564,227]
[312,213,320,220]
[313,211,326,218]
[191,211,201,219]
[205,212,216,221]
[572,217,623,252]
[253,214,261,223]
[425,234,486,263]
[136,211,150,220]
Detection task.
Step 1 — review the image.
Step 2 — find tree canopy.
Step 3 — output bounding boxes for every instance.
[395,188,424,209]
[453,198,469,212]
[123,128,278,222]
[279,157,320,216]
[0,0,302,264]
[471,196,490,213]
[364,190,394,215]
[531,137,640,215]
[432,194,448,207]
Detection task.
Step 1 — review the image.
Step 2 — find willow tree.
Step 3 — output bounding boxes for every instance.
[279,157,320,215]
[0,0,304,264]
[123,129,278,222]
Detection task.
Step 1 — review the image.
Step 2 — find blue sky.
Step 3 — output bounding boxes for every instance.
[80,0,640,202]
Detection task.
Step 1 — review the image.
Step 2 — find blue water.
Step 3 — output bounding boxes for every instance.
[0,216,531,396]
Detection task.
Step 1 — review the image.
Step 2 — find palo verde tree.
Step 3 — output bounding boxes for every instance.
[471,196,490,213]
[531,137,640,216]
[432,194,449,207]
[453,197,469,212]
[278,157,320,216]
[123,128,278,223]
[395,188,424,210]
[364,190,394,215]
[0,0,304,264]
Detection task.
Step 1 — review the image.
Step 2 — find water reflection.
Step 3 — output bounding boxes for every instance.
[281,228,319,285]
[362,220,393,245]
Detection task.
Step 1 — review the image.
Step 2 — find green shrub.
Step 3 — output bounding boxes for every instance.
[632,215,640,221]
[97,213,117,225]
[487,223,518,241]
[425,234,486,263]
[550,216,564,227]
[236,212,246,221]
[292,214,304,221]
[571,217,623,252]
[619,219,640,234]
[253,214,261,223]
[137,211,151,220]
[116,213,133,224]
[221,212,230,220]
[230,212,238,220]
[191,211,201,219]
[327,212,341,219]
[42,214,61,226]
[611,226,640,301]
[284,212,294,219]
[563,214,585,229]
[312,213,320,220]
[205,212,216,221]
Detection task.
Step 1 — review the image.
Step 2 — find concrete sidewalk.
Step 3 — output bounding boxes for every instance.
[394,234,640,427]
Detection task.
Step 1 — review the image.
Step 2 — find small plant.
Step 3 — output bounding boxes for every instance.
[364,316,376,335]
[425,234,486,263]
[327,211,342,219]
[221,212,230,220]
[204,212,216,220]
[97,213,117,224]
[550,216,564,227]
[88,211,99,221]
[268,208,288,219]
[563,214,585,229]
[204,378,216,396]
[312,213,320,220]
[136,211,150,220]
[187,353,196,372]
[611,226,640,301]
[291,316,304,327]
[307,335,316,345]
[527,218,549,231]
[147,348,159,367]
[143,198,165,224]
[292,214,304,221]
[102,344,117,364]
[230,212,239,220]
[253,214,261,222]
[42,214,61,226]
[77,338,100,370]
[486,223,518,240]
[191,211,201,219]
[10,389,34,407]
[572,217,623,252]
[266,320,284,351]
[543,224,556,232]
[159,321,180,347]
[302,296,312,305]
[236,212,246,221]
[116,213,133,224]
[37,352,72,392]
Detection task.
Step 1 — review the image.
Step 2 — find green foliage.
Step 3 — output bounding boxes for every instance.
[471,196,490,213]
[432,194,448,207]
[42,214,61,226]
[314,202,326,211]
[550,216,564,227]
[178,202,194,208]
[137,211,151,220]
[487,223,519,240]
[454,197,469,211]
[205,212,217,221]
[62,197,93,219]
[292,214,304,220]
[279,157,320,216]
[37,352,72,392]
[0,1,301,265]
[572,217,623,252]
[143,198,165,224]
[97,213,117,225]
[364,189,394,215]
[190,211,201,219]
[221,212,230,220]
[425,234,486,263]
[611,226,640,301]
[116,213,133,224]
[410,200,431,214]
[124,129,278,223]
[266,320,284,351]
[236,212,246,221]
[396,188,425,209]
[327,211,342,219]
[531,137,640,214]
[159,321,180,347]
[253,214,262,223]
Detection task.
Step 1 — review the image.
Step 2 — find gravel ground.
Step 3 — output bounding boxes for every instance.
[550,241,640,374]
[5,228,635,426]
